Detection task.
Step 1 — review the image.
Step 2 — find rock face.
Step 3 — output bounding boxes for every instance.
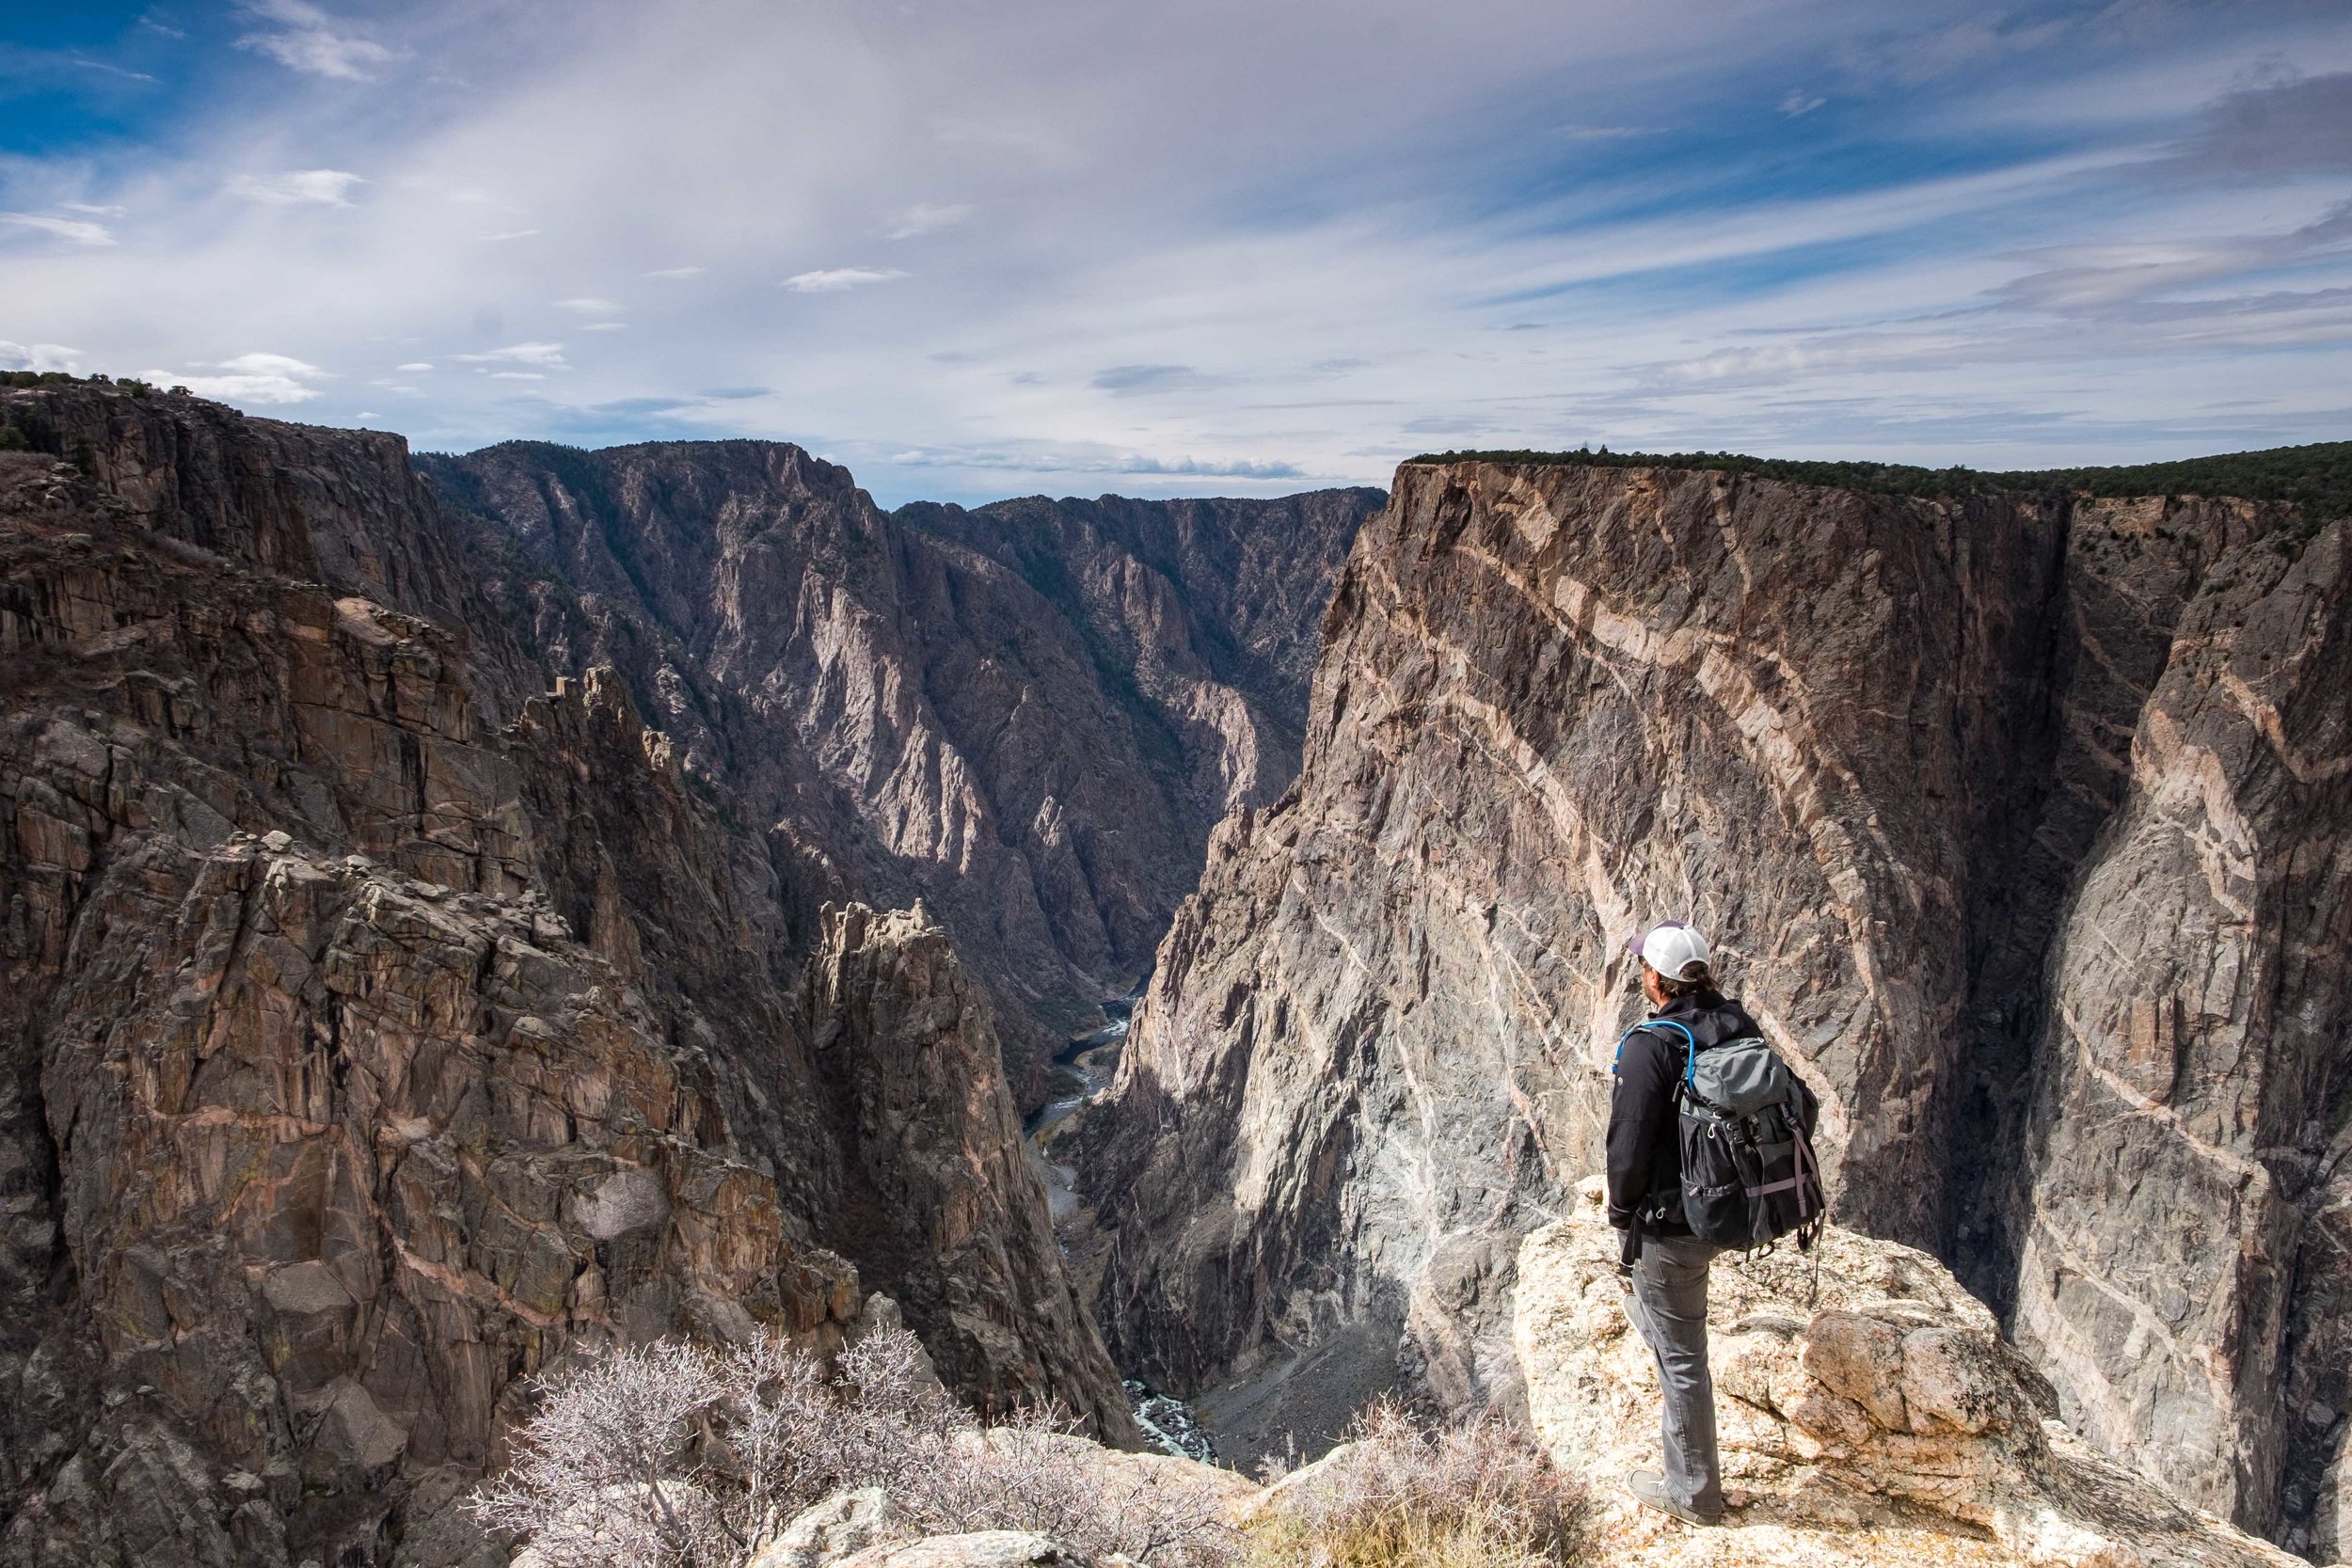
[798,903,1129,1429]
[1079,457,2351,1550]
[0,385,1132,1567]
[2010,504,2352,1549]
[1513,1179,2307,1568]
[419,444,1378,1082]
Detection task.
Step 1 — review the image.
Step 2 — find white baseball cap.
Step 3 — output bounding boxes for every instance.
[1626,919,1710,981]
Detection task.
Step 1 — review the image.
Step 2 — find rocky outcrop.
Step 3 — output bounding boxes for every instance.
[421,445,1379,1078]
[0,386,1131,1566]
[1079,457,2350,1549]
[800,904,1135,1438]
[1514,1178,2308,1568]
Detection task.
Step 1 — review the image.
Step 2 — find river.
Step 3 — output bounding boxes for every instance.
[1022,996,1219,1464]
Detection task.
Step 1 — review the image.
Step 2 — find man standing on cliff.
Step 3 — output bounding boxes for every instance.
[1608,918,1756,1528]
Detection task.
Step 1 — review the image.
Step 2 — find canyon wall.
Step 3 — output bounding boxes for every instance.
[0,385,1132,1568]
[420,446,1378,1081]
[1079,458,2350,1555]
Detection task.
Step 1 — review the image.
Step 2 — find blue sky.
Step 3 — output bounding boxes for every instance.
[4,1,2349,506]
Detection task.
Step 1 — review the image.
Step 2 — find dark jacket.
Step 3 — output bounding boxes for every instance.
[1606,990,1762,1236]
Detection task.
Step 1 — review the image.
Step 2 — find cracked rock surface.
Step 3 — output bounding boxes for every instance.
[0,386,1133,1568]
[1080,457,2350,1554]
[1514,1178,2310,1568]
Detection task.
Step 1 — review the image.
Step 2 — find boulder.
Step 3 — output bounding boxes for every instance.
[834,1532,1096,1568]
[1512,1178,2309,1568]
[748,1487,902,1568]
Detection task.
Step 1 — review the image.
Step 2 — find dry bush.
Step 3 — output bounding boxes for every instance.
[470,1338,736,1567]
[469,1327,1237,1568]
[1251,1400,1588,1568]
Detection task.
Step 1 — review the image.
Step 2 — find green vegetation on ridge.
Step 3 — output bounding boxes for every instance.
[1407,441,2352,520]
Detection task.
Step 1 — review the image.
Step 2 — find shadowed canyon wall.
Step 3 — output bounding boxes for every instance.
[418,445,1378,1089]
[1079,459,2351,1557]
[0,384,1140,1568]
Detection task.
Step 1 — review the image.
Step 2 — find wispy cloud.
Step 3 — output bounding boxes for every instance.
[454,341,568,367]
[1091,363,1222,395]
[68,55,159,84]
[8,0,2352,504]
[782,267,907,292]
[886,203,973,239]
[2156,71,2352,180]
[0,341,83,374]
[229,169,364,205]
[1,213,116,246]
[234,0,397,80]
[147,352,328,404]
[886,444,1304,479]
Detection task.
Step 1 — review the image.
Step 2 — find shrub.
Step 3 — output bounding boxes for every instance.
[470,1328,1238,1568]
[0,426,26,451]
[1249,1400,1588,1568]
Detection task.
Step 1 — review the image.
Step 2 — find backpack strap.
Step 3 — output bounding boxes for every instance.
[1613,1017,1696,1073]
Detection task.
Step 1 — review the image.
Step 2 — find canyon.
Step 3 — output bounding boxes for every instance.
[416,443,1378,1100]
[0,381,1368,1567]
[2,375,2345,1567]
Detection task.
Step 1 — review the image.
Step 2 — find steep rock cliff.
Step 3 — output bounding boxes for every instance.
[798,903,1130,1431]
[0,385,1131,1568]
[2009,515,2351,1550]
[420,446,1379,1076]
[1079,458,2349,1552]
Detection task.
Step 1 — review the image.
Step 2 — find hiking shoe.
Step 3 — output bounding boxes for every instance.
[1627,1470,1723,1527]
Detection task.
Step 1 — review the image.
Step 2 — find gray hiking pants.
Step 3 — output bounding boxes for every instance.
[1627,1233,1723,1518]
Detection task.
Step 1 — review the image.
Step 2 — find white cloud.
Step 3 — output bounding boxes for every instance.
[0,341,83,373]
[60,202,128,217]
[9,0,2352,504]
[149,352,328,404]
[782,267,907,292]
[454,341,568,367]
[229,169,365,206]
[234,0,397,80]
[488,371,546,379]
[886,202,973,239]
[2,213,116,246]
[1781,87,1826,116]
[553,297,620,314]
[887,444,1304,478]
[395,361,433,372]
